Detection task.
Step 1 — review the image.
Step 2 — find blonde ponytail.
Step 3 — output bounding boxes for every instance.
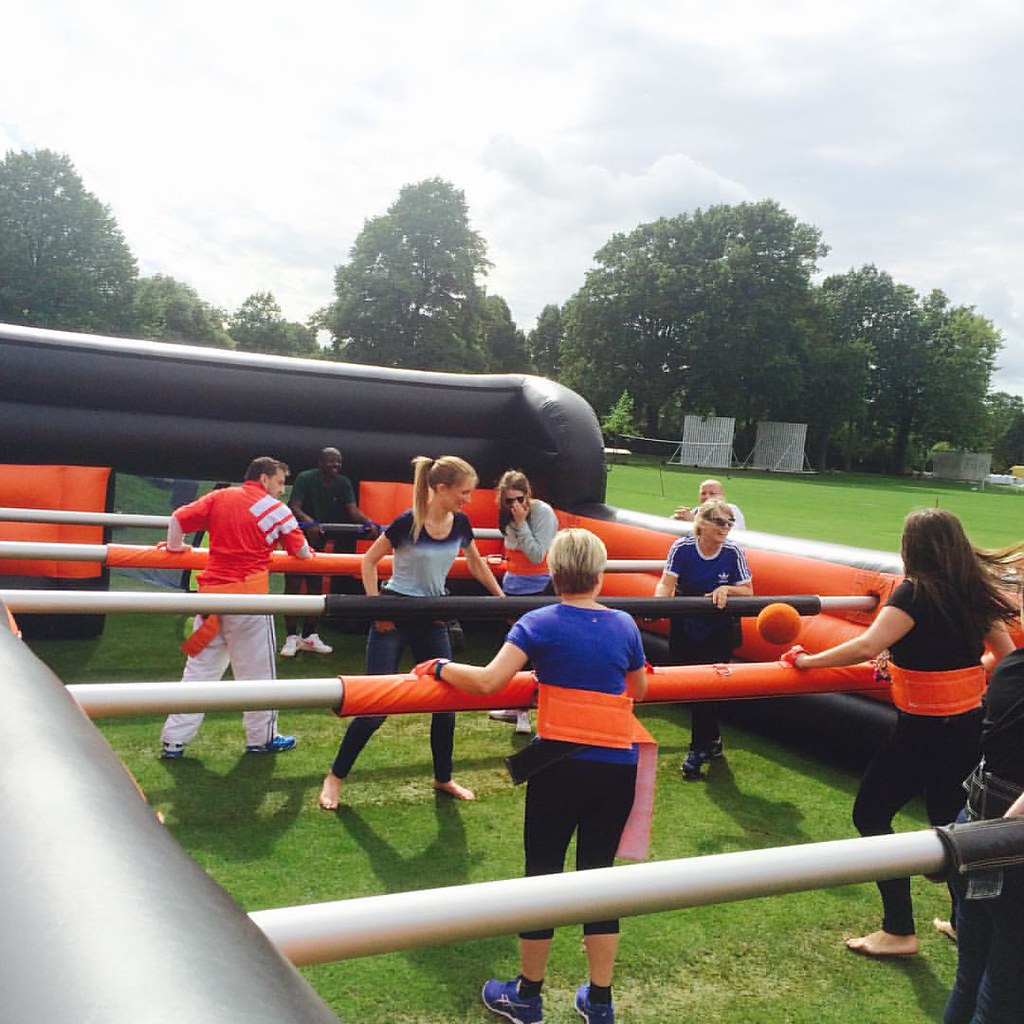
[410,455,477,540]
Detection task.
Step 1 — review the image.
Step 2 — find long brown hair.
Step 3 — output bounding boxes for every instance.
[410,456,477,541]
[496,469,533,532]
[900,508,1021,644]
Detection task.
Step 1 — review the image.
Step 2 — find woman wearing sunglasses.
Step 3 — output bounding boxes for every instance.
[653,499,753,779]
[489,470,559,734]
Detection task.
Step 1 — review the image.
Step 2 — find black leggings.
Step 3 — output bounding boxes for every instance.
[520,757,637,940]
[853,708,982,935]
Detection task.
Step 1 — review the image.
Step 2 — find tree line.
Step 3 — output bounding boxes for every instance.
[2,148,1021,472]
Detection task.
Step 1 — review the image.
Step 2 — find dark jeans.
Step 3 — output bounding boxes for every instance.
[853,708,981,935]
[330,620,454,782]
[944,857,1024,1023]
[520,757,637,939]
[669,621,735,751]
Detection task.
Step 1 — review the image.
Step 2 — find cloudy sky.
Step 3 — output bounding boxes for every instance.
[5,1,1023,394]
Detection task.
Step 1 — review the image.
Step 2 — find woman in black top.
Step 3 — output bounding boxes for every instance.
[790,509,1018,957]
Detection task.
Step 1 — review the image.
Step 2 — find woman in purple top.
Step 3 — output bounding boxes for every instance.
[426,528,647,1024]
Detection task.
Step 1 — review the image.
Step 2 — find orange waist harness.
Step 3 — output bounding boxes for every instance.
[505,549,550,576]
[533,683,657,861]
[889,663,986,717]
[181,571,270,656]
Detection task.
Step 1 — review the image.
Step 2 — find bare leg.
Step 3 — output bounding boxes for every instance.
[433,778,476,801]
[845,930,918,956]
[583,933,620,986]
[520,937,552,982]
[319,772,343,810]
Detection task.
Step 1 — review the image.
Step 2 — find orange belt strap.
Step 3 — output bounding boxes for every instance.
[536,682,657,861]
[889,663,986,717]
[537,683,636,749]
[506,549,549,576]
[180,571,270,656]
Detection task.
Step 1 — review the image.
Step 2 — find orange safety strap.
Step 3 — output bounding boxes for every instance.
[888,663,987,717]
[180,571,270,656]
[4,603,20,638]
[536,682,657,861]
[505,549,549,576]
[537,683,636,749]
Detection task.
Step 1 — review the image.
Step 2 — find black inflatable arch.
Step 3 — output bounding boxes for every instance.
[0,323,606,507]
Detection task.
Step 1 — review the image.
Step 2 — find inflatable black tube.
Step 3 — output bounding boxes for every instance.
[0,323,606,509]
[0,626,341,1023]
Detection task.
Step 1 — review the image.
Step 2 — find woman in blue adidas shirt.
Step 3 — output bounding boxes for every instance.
[318,455,503,811]
[654,499,752,779]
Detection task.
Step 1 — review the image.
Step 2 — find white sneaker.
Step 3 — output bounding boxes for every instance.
[299,633,333,655]
[515,711,532,735]
[489,709,519,723]
[280,634,299,657]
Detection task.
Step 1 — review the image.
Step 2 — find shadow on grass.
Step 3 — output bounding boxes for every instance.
[691,756,812,849]
[155,753,307,859]
[848,946,954,1019]
[334,800,508,1009]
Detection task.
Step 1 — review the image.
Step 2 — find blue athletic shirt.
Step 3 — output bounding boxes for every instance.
[506,603,646,764]
[383,510,475,597]
[662,535,752,643]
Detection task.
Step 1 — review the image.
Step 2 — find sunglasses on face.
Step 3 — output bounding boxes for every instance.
[503,495,527,506]
[705,515,734,529]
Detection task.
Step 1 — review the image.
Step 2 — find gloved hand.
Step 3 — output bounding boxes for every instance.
[779,645,808,668]
[413,658,452,681]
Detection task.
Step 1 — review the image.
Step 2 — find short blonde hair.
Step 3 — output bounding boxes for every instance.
[547,528,607,594]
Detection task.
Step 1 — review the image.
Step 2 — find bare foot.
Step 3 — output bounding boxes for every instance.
[933,917,957,943]
[318,772,343,810]
[845,930,918,957]
[433,779,476,801]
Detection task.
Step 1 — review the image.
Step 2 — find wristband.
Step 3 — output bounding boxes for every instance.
[434,658,451,681]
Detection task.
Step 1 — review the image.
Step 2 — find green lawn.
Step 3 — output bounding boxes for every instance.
[605,459,1023,551]
[24,464,1019,1022]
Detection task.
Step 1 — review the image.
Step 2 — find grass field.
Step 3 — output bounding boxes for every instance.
[605,459,1023,551]
[24,465,1024,1022]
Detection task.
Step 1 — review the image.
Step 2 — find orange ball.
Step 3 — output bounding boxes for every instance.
[756,602,802,645]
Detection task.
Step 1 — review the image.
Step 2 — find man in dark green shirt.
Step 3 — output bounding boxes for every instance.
[281,447,378,655]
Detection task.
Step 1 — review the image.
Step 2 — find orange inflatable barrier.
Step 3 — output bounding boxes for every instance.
[335,662,885,718]
[0,465,110,579]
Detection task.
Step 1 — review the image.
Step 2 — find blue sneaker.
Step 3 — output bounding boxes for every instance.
[575,984,614,1023]
[681,747,712,780]
[481,978,543,1024]
[245,734,297,754]
[160,743,185,759]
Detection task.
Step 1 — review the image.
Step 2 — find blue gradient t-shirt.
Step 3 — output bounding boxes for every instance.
[383,510,475,597]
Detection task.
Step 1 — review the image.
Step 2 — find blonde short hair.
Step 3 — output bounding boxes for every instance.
[547,528,607,594]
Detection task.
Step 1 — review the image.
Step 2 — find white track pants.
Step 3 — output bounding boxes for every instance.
[161,613,279,748]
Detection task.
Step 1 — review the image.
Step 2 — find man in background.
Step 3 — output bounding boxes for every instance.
[281,447,378,656]
[672,478,746,530]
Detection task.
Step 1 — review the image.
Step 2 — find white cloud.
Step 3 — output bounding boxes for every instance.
[2,0,1022,393]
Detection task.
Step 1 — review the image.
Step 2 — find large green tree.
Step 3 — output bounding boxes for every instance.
[560,200,826,436]
[228,291,318,357]
[325,178,491,371]
[480,293,530,373]
[133,274,232,347]
[0,149,137,333]
[528,303,564,379]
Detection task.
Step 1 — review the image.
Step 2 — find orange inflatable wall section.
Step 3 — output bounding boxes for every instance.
[0,465,110,578]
